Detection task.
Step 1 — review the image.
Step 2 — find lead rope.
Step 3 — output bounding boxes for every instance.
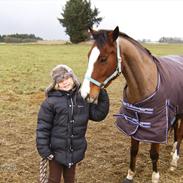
[40,158,48,183]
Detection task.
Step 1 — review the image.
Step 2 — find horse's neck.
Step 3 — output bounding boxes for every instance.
[120,38,158,103]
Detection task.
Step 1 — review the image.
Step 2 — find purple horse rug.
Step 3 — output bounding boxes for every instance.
[115,55,183,143]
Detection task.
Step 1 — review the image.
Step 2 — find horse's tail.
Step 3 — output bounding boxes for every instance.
[40,158,48,183]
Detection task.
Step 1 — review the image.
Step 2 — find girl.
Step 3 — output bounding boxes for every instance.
[36,64,109,183]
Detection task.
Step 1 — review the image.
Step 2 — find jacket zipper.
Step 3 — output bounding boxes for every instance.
[68,97,74,167]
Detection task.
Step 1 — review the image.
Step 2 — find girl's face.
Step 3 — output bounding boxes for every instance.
[58,77,74,91]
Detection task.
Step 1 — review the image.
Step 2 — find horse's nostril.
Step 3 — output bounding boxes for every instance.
[86,97,91,103]
[93,97,98,104]
[85,94,89,101]
[86,96,98,104]
[85,95,91,103]
[85,94,91,102]
[86,93,90,99]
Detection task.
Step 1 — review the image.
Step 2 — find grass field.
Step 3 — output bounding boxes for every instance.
[0,43,183,183]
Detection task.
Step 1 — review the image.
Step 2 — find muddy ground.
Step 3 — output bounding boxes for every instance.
[0,77,182,183]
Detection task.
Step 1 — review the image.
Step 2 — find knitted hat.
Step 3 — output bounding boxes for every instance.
[45,64,80,94]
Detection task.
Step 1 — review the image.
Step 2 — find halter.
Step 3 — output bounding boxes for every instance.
[85,38,122,88]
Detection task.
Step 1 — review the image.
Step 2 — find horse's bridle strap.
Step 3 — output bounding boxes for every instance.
[103,70,120,85]
[85,69,120,88]
[85,76,102,87]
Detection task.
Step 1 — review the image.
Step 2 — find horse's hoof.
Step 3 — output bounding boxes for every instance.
[123,178,133,183]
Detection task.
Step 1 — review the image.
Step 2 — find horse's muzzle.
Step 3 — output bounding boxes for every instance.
[86,95,98,104]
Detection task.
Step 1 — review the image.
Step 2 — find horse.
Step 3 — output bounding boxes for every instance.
[80,26,183,183]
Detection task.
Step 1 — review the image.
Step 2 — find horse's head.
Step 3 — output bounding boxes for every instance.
[80,26,121,103]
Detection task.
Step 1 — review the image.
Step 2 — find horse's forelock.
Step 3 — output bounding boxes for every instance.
[93,30,108,48]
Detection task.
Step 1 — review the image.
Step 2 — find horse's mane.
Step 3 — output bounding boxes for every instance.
[94,29,152,57]
[119,32,152,56]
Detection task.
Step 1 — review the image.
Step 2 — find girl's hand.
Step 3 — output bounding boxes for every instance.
[47,154,54,160]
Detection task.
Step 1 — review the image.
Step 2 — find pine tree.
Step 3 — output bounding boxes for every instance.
[58,0,102,43]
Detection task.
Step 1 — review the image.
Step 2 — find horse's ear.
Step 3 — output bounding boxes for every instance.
[88,27,98,40]
[112,26,119,42]
[88,27,94,36]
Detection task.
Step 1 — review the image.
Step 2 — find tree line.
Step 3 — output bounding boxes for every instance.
[158,37,183,43]
[0,34,43,43]
[140,37,183,43]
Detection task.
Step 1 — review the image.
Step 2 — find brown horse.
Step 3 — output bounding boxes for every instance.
[80,26,183,183]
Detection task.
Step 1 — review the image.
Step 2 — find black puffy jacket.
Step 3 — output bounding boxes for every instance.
[36,88,109,167]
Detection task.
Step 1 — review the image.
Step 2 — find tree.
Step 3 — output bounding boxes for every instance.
[0,34,43,43]
[58,0,102,43]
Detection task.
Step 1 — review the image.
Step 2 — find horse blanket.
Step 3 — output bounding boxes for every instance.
[115,55,183,143]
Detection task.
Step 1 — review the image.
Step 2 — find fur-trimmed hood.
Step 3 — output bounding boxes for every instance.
[45,64,80,95]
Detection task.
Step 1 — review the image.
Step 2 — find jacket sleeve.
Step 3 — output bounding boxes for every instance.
[89,89,109,121]
[36,99,54,158]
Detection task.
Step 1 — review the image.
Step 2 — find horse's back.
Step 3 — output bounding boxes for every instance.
[159,55,183,66]
[157,55,183,114]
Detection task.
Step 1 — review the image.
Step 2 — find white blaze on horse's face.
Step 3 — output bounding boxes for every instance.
[80,46,100,99]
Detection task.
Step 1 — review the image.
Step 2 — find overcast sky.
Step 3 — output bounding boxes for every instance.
[0,0,183,41]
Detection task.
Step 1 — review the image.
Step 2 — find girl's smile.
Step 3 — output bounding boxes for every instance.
[58,77,74,91]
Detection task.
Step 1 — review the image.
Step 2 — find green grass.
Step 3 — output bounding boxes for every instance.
[0,44,90,94]
[0,43,182,95]
[144,43,183,56]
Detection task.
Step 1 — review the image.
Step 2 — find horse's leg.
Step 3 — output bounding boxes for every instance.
[171,117,179,156]
[150,143,160,183]
[170,118,183,171]
[123,138,139,183]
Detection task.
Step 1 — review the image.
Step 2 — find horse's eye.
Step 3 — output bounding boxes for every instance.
[100,56,107,63]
